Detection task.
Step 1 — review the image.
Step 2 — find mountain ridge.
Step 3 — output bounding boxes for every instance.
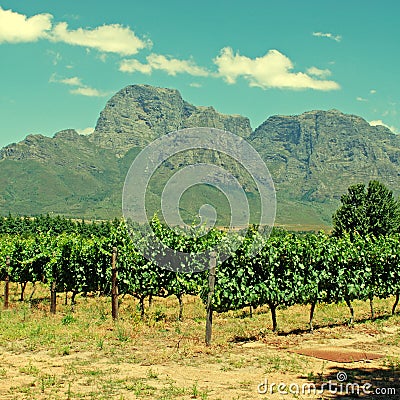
[1,84,399,228]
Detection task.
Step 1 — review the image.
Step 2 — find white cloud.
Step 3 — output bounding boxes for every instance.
[119,53,210,76]
[356,96,368,102]
[61,76,83,86]
[119,59,152,74]
[213,47,340,91]
[76,127,94,135]
[0,7,52,43]
[0,7,150,57]
[119,53,209,77]
[146,54,209,76]
[50,74,108,97]
[0,7,342,94]
[189,82,202,88]
[370,89,377,94]
[50,22,150,55]
[306,66,332,78]
[312,31,342,42]
[70,87,109,97]
[369,120,398,134]
[49,74,83,86]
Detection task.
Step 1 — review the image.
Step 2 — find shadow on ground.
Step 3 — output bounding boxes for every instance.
[303,365,399,399]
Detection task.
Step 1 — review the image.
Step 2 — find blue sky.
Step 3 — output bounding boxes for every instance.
[0,0,399,147]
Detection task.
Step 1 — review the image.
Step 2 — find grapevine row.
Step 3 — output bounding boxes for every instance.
[1,221,399,331]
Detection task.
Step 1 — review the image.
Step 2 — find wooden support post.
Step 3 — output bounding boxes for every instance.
[50,279,57,314]
[111,247,118,321]
[4,256,10,309]
[205,252,216,346]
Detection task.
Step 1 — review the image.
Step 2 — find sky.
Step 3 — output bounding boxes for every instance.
[0,0,399,147]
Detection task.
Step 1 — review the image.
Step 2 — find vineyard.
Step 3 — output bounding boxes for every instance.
[1,215,400,335]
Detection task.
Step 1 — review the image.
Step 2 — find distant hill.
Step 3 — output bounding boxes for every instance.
[1,84,399,229]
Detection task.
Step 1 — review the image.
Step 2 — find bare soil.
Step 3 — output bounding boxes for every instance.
[0,291,399,399]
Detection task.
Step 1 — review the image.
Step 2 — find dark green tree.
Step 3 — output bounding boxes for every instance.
[333,180,400,237]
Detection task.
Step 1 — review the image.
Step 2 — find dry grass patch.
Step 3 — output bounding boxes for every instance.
[0,284,399,399]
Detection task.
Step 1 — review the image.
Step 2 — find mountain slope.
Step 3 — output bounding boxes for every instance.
[249,109,400,225]
[0,130,120,218]
[1,84,399,228]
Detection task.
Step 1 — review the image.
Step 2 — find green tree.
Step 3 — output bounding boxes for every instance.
[333,180,400,237]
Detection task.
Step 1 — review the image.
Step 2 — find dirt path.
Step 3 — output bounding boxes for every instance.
[0,325,399,399]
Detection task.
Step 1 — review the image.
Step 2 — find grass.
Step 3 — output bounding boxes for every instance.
[0,283,399,399]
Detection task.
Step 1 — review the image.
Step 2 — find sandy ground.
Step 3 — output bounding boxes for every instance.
[0,323,399,399]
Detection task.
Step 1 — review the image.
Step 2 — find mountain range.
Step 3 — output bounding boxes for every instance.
[1,84,399,229]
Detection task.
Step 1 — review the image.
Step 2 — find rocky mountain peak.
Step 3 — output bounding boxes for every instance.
[53,129,80,140]
[249,109,400,218]
[90,84,252,156]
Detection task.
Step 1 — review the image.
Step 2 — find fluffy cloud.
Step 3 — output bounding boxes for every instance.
[369,120,398,134]
[60,76,83,86]
[1,7,341,93]
[213,47,340,91]
[146,54,209,76]
[50,74,108,97]
[50,22,149,55]
[119,59,152,74]
[50,74,83,86]
[0,7,149,55]
[120,48,339,91]
[312,31,342,42]
[70,87,109,97]
[0,6,52,43]
[119,54,209,76]
[306,66,332,78]
[356,96,368,102]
